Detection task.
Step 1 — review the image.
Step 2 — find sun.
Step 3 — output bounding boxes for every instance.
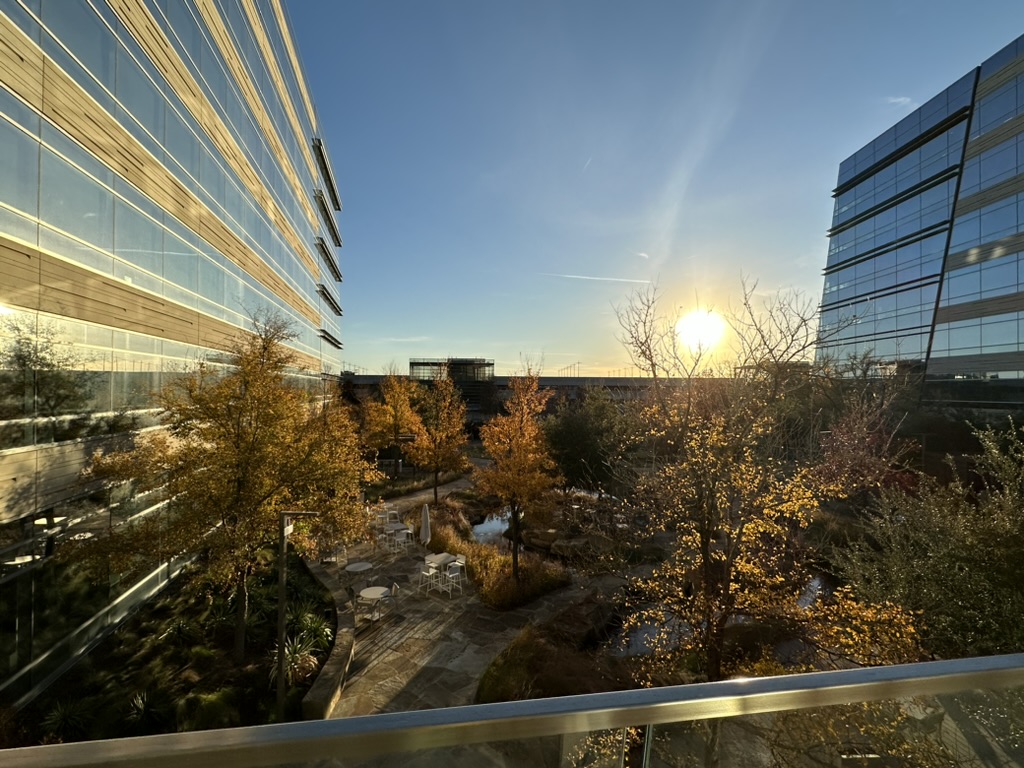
[675,309,726,354]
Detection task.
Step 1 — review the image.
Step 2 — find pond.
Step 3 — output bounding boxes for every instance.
[471,513,508,545]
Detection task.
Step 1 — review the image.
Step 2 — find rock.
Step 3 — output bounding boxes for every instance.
[521,528,559,552]
[547,594,618,648]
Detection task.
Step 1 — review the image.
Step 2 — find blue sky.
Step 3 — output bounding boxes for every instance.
[287,1,1024,376]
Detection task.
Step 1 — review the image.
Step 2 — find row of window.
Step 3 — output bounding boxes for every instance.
[940,251,1024,306]
[0,308,328,451]
[832,123,965,229]
[820,283,939,342]
[837,73,974,188]
[980,34,1024,80]
[828,178,955,261]
[822,233,946,306]
[9,0,335,307]
[970,68,1024,140]
[148,0,318,250]
[960,128,1024,198]
[817,335,929,364]
[932,310,1024,357]
[949,189,1024,253]
[0,112,324,364]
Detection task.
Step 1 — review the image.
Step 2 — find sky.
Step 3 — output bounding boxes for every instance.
[286,1,1024,376]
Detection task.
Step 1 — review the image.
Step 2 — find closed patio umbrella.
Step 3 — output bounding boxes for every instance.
[420,504,431,545]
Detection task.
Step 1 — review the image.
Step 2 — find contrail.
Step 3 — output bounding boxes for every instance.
[541,273,651,284]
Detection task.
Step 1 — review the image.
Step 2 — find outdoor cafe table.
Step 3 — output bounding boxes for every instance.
[359,585,390,621]
[385,523,409,532]
[360,586,389,602]
[425,552,456,568]
[344,561,372,575]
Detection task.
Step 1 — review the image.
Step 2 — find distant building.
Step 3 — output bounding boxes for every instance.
[0,1,342,701]
[817,34,1024,406]
[409,358,496,421]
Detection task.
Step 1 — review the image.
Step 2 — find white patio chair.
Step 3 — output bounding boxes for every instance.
[395,529,412,551]
[418,561,439,592]
[446,562,465,594]
[436,566,453,598]
[387,509,401,524]
[383,582,400,614]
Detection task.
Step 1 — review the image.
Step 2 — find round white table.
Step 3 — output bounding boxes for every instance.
[344,561,372,574]
[385,522,409,532]
[360,586,389,601]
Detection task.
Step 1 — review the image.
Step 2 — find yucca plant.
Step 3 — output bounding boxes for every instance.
[295,612,334,652]
[41,698,93,742]
[268,635,319,686]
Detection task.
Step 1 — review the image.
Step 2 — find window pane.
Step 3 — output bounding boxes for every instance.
[39,148,113,251]
[0,119,39,217]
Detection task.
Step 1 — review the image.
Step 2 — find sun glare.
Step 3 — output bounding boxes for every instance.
[676,309,726,354]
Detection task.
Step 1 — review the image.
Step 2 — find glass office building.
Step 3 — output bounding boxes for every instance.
[0,0,343,698]
[818,33,1024,405]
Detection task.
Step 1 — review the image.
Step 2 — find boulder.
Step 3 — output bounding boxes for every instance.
[521,528,559,552]
[547,593,619,648]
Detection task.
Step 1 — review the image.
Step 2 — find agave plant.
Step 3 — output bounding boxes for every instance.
[125,688,171,735]
[295,612,334,652]
[269,635,320,686]
[41,698,93,742]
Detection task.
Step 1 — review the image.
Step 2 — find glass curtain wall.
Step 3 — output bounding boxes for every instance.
[0,0,344,698]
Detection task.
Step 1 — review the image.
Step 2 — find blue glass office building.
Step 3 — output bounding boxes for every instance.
[0,0,343,697]
[818,34,1024,405]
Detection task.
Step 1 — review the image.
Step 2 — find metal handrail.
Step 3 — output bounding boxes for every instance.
[5,654,1024,768]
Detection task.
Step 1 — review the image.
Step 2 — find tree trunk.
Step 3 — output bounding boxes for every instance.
[233,576,248,663]
[510,503,521,584]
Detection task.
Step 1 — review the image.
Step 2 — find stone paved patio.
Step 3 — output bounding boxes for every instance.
[323,506,588,718]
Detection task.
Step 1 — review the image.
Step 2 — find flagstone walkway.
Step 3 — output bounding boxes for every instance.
[324,534,587,718]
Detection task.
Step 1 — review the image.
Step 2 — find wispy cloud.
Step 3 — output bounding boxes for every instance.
[635,251,649,259]
[887,95,919,109]
[540,272,651,284]
[583,156,592,173]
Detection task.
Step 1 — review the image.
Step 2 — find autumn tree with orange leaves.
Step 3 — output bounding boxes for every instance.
[85,315,379,662]
[475,374,560,584]
[360,372,423,462]
[404,371,469,503]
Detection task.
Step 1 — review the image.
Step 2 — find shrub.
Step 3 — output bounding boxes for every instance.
[477,613,632,704]
[188,645,219,672]
[428,523,571,610]
[176,689,241,731]
[269,635,320,686]
[294,612,334,652]
[125,688,173,735]
[41,698,93,742]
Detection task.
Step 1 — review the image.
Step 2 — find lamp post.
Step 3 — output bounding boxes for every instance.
[277,510,317,722]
